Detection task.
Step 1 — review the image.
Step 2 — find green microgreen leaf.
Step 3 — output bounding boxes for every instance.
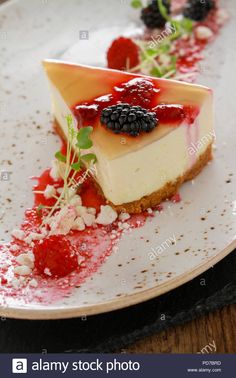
[151,66,163,77]
[168,23,181,41]
[181,17,193,33]
[66,114,73,127]
[158,43,171,53]
[132,0,192,80]
[145,48,159,57]
[76,126,93,150]
[71,161,81,171]
[169,18,193,39]
[170,55,177,65]
[40,116,97,228]
[55,151,66,163]
[157,0,171,22]
[81,153,97,165]
[131,0,142,8]
[69,128,75,140]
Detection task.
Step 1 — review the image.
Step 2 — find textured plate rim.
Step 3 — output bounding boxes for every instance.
[0,240,235,320]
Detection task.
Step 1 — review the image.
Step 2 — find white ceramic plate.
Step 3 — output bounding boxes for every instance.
[0,0,235,319]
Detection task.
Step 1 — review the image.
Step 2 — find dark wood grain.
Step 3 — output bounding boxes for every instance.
[125,305,236,353]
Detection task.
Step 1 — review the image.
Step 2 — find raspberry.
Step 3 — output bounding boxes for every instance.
[33,236,78,278]
[116,78,158,107]
[107,37,140,71]
[152,104,185,123]
[73,104,98,123]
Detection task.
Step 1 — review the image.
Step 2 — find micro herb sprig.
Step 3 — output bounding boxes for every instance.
[157,0,171,22]
[131,38,177,78]
[36,115,97,223]
[129,0,193,79]
[158,0,193,35]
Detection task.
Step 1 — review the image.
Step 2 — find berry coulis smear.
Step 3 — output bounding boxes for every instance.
[72,77,199,134]
[0,163,149,305]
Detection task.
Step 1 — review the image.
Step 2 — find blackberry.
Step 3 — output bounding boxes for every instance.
[141,0,171,29]
[183,0,215,21]
[100,103,158,137]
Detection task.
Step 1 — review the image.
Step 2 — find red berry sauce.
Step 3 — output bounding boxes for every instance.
[0,164,149,305]
[170,193,181,203]
[116,78,159,108]
[174,7,226,82]
[152,104,185,124]
[72,76,199,131]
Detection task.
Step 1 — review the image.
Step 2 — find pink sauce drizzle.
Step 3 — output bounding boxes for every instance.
[174,7,226,82]
[0,170,148,305]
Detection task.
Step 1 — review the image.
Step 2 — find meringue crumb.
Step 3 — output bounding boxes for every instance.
[69,194,82,206]
[118,221,130,230]
[29,279,38,288]
[118,212,130,222]
[44,184,56,199]
[24,230,47,244]
[44,268,52,276]
[96,205,118,225]
[11,229,25,241]
[14,265,32,276]
[11,277,21,288]
[87,207,96,215]
[112,246,119,254]
[10,244,19,252]
[16,253,34,269]
[72,216,86,231]
[78,255,86,265]
[195,26,213,40]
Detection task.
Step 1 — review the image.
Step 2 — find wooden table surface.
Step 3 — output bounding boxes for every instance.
[125,305,236,353]
[0,0,235,354]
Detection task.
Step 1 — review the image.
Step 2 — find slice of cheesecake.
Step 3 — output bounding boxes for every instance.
[43,60,214,213]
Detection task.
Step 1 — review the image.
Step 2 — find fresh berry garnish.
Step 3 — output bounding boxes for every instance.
[100,103,158,136]
[183,0,215,21]
[116,78,159,108]
[152,104,185,123]
[74,104,98,123]
[107,37,140,71]
[141,0,170,29]
[33,236,78,278]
